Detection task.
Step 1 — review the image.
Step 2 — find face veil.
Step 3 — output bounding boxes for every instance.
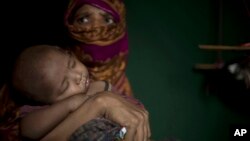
[64,0,127,46]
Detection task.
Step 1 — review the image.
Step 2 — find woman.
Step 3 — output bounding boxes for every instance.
[64,0,133,96]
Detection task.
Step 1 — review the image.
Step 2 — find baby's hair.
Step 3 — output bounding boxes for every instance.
[11,45,63,105]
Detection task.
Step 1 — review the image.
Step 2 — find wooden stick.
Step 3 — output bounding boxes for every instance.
[199,45,250,51]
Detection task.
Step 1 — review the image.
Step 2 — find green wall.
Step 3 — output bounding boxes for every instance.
[124,0,250,140]
[1,0,249,141]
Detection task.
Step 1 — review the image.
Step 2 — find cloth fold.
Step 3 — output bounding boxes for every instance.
[69,118,125,141]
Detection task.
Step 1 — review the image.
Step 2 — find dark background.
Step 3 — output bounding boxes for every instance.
[1,0,250,140]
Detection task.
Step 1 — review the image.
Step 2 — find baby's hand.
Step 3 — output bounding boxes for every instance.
[68,80,112,112]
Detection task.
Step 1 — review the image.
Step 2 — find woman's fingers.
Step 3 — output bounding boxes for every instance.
[135,109,150,141]
[135,114,144,141]
[93,92,150,141]
[143,112,147,141]
[121,101,150,141]
[108,107,139,141]
[121,102,147,141]
[133,105,151,140]
[141,110,150,141]
[144,110,151,138]
[124,125,136,141]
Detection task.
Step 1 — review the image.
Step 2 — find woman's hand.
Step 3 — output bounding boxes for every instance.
[41,91,151,141]
[93,92,151,141]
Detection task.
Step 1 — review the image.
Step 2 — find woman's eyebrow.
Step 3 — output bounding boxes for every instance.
[101,13,113,18]
[75,11,91,18]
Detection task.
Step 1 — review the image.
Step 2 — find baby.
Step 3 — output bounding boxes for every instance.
[11,45,141,140]
[12,45,110,105]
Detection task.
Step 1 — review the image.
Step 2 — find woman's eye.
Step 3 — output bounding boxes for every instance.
[103,14,114,25]
[77,16,89,24]
[105,17,114,25]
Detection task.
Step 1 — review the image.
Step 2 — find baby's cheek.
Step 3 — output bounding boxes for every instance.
[74,84,88,95]
[63,87,78,99]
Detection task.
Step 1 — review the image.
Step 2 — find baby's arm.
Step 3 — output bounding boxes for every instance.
[20,94,89,140]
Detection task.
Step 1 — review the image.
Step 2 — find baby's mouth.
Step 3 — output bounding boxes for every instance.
[80,73,90,93]
[85,75,90,89]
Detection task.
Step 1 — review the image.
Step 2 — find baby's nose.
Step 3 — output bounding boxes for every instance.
[76,73,83,84]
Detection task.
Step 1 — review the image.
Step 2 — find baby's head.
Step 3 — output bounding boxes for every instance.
[12,45,90,104]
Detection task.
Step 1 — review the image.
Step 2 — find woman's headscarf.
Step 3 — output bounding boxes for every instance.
[64,0,127,47]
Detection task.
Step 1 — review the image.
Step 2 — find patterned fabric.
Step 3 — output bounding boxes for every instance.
[0,122,20,141]
[69,118,124,141]
[64,0,133,96]
[0,85,21,141]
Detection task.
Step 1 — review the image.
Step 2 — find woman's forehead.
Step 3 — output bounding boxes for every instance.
[66,0,121,22]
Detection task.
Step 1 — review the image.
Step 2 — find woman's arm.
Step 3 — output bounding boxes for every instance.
[20,94,90,140]
[41,92,150,141]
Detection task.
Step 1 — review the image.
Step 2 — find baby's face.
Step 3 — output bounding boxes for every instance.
[73,4,115,29]
[43,49,90,103]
